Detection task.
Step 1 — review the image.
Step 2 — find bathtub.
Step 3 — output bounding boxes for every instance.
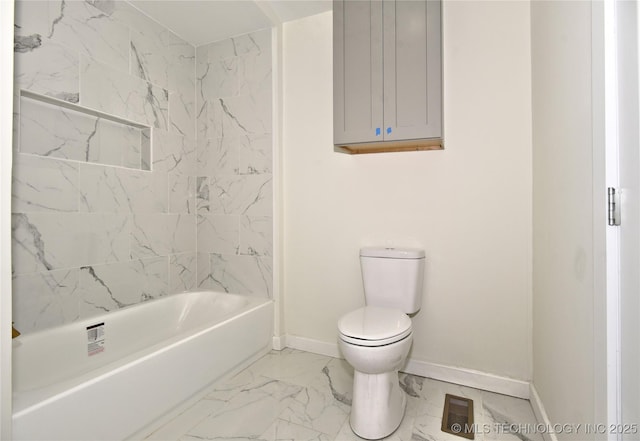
[12,291,273,441]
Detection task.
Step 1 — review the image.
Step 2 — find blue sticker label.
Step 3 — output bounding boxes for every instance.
[376,128,381,136]
[387,127,392,135]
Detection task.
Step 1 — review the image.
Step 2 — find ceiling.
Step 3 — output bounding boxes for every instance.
[129,0,333,47]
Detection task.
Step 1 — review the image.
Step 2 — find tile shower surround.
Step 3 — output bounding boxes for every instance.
[12,0,273,334]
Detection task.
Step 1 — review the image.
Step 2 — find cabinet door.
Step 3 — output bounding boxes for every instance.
[334,0,384,145]
[383,0,441,141]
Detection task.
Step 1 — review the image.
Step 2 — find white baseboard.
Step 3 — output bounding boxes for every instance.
[284,334,342,358]
[403,358,530,399]
[529,384,559,441]
[279,334,529,399]
[272,334,287,351]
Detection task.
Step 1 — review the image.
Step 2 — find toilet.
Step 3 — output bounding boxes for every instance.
[338,247,425,440]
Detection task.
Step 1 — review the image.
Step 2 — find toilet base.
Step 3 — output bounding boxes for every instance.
[349,369,407,440]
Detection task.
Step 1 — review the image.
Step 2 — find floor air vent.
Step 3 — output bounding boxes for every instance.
[441,394,475,439]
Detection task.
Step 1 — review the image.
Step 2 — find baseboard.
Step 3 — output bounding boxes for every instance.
[403,358,530,399]
[284,334,342,358]
[272,334,287,351]
[280,334,529,399]
[529,384,559,441]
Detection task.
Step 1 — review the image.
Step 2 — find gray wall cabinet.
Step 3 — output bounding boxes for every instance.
[333,0,442,153]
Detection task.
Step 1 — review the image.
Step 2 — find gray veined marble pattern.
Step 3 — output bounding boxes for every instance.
[197,215,240,255]
[237,49,273,97]
[169,174,196,215]
[79,164,168,214]
[205,28,272,63]
[11,0,201,335]
[196,133,272,177]
[170,90,195,138]
[12,268,81,334]
[144,349,541,441]
[204,49,271,97]
[240,133,273,175]
[141,128,152,171]
[195,45,213,143]
[130,26,171,90]
[79,257,168,316]
[12,212,130,275]
[12,0,272,335]
[203,253,272,297]
[46,0,129,72]
[196,177,210,214]
[481,390,543,441]
[206,90,273,140]
[12,153,79,213]
[196,136,240,177]
[20,94,149,169]
[13,1,76,101]
[80,56,169,130]
[196,252,212,291]
[197,28,272,143]
[153,130,197,175]
[240,216,273,257]
[14,37,79,103]
[168,35,196,98]
[14,1,50,39]
[194,27,274,302]
[131,213,196,259]
[208,174,273,216]
[205,47,272,100]
[278,370,350,438]
[169,252,197,293]
[186,377,303,440]
[20,96,102,163]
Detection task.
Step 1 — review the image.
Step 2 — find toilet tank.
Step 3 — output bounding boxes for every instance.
[360,247,425,314]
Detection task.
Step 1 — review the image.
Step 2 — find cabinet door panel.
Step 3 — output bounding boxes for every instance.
[383,0,441,141]
[334,0,384,144]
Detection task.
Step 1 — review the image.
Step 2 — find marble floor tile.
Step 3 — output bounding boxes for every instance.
[186,377,302,440]
[145,349,541,441]
[480,390,544,441]
[277,373,350,438]
[259,418,333,441]
[145,399,226,441]
[242,348,333,387]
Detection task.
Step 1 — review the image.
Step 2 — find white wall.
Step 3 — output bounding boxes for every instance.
[282,2,533,382]
[0,1,15,436]
[531,0,607,435]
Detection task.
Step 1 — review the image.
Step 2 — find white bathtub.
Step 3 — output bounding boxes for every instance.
[12,291,273,441]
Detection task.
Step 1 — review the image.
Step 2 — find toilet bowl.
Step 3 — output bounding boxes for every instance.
[338,305,413,439]
[337,247,425,440]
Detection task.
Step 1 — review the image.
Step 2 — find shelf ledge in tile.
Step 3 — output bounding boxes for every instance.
[19,89,152,171]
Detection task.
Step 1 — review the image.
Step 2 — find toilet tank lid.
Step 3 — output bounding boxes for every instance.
[360,247,425,259]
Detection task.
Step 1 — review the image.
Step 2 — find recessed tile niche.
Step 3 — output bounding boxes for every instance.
[19,90,152,171]
[12,0,272,335]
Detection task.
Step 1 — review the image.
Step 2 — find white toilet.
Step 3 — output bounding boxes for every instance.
[338,247,425,440]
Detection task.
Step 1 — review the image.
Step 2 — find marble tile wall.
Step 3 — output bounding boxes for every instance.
[12,0,197,334]
[19,96,149,170]
[13,1,274,334]
[195,29,274,298]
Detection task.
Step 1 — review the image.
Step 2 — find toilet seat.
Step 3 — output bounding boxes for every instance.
[338,306,412,347]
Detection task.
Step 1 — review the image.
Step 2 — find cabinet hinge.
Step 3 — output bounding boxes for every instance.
[608,187,621,226]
